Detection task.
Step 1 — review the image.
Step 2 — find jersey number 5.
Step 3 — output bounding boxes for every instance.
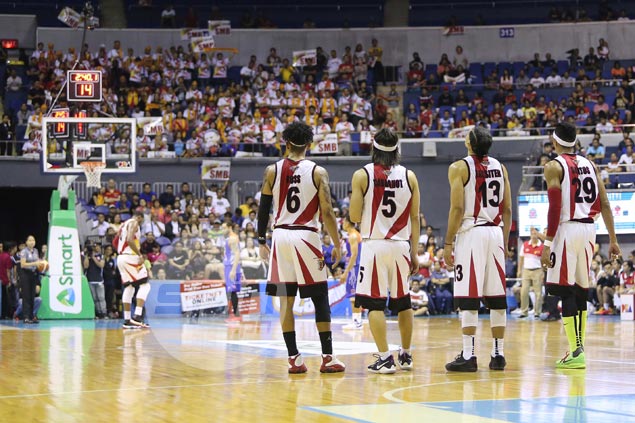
[478,180,501,207]
[382,191,396,218]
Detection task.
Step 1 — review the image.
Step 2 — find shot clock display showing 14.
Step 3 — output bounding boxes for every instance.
[67,70,102,102]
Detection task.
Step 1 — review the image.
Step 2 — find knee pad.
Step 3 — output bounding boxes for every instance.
[122,284,135,304]
[461,309,478,328]
[136,282,151,302]
[312,295,331,323]
[490,308,507,328]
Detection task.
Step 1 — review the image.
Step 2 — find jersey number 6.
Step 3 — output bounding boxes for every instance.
[286,187,301,213]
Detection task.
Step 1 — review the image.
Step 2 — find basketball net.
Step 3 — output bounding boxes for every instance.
[80,161,106,188]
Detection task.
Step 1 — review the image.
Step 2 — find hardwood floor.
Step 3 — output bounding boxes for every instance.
[0,315,633,423]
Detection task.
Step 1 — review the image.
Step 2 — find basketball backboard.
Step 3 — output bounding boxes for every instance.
[41,117,137,174]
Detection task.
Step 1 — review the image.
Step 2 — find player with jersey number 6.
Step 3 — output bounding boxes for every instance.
[258,121,346,374]
[349,128,421,374]
[444,127,512,372]
[541,122,620,369]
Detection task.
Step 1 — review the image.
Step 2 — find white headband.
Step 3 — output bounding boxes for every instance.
[373,140,398,152]
[553,132,576,148]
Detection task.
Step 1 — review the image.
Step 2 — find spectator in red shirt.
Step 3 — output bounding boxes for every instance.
[338,55,354,85]
[517,228,544,318]
[419,103,434,128]
[0,241,16,318]
[520,85,537,105]
[103,179,121,206]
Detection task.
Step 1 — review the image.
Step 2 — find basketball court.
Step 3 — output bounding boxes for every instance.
[0,316,633,422]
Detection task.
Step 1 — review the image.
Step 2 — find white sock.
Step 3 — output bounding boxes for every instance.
[124,310,131,320]
[492,338,504,357]
[462,335,475,359]
[604,303,609,309]
[379,351,391,360]
[135,306,144,316]
[353,312,362,322]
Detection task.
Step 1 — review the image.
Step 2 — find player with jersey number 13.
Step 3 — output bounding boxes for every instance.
[541,122,620,370]
[444,127,512,372]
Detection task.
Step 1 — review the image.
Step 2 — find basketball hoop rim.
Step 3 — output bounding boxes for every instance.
[79,161,106,169]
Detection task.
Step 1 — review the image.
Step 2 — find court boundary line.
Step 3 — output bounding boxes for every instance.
[0,375,371,400]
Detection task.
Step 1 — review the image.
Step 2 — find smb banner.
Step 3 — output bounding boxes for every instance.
[201,159,231,180]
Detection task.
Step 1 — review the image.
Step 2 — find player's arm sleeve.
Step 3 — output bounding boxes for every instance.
[257,194,273,245]
[257,165,275,245]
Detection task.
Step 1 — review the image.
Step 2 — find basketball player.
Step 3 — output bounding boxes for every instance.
[349,128,420,374]
[115,212,150,329]
[540,122,620,369]
[223,223,242,321]
[258,121,346,374]
[443,127,512,372]
[340,216,363,330]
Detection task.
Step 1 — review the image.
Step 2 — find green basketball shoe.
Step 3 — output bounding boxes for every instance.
[556,349,586,369]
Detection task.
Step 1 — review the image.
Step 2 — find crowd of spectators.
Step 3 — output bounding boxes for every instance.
[5,33,635,160]
[404,39,635,139]
[8,38,388,158]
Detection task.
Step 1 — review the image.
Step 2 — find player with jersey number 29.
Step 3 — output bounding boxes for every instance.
[258,121,345,374]
[444,127,512,372]
[349,128,420,374]
[541,122,620,370]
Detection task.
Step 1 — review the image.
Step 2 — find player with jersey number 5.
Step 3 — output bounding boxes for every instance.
[258,121,346,374]
[541,122,620,369]
[115,212,151,329]
[444,127,512,372]
[349,128,420,374]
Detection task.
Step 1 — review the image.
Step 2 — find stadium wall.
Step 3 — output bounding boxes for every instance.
[0,15,37,48]
[37,21,635,66]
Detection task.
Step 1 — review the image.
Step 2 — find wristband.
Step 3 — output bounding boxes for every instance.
[543,240,552,248]
[258,237,267,245]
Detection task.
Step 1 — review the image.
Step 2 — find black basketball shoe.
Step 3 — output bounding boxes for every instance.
[445,353,478,372]
[489,355,507,371]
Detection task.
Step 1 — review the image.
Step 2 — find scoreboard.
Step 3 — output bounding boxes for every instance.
[67,70,102,102]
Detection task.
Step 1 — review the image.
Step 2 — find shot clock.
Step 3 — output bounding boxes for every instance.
[67,70,102,102]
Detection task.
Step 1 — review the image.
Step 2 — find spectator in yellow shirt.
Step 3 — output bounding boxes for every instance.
[280,58,297,83]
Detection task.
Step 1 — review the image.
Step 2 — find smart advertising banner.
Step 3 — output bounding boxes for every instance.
[39,190,95,319]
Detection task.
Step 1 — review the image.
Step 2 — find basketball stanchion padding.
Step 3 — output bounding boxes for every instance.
[80,161,106,188]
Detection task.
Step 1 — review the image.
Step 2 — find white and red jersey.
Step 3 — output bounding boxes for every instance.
[271,158,320,231]
[459,155,505,233]
[116,218,141,255]
[360,164,412,241]
[554,154,601,223]
[520,240,544,269]
[620,270,634,289]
